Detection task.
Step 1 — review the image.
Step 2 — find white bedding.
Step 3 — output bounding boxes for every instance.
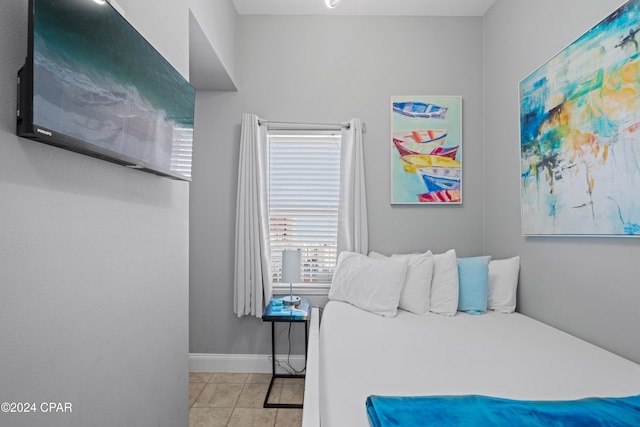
[317,301,640,427]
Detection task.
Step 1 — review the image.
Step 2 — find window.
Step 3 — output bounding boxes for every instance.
[267,130,341,286]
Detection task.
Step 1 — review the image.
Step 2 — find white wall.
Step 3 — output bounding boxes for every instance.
[0,1,190,426]
[189,15,485,356]
[189,0,238,88]
[484,0,640,364]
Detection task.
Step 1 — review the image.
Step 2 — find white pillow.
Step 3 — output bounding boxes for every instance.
[329,251,408,318]
[429,249,459,316]
[369,251,433,315]
[487,256,520,313]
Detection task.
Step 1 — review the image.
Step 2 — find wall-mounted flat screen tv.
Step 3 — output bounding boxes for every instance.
[17,0,195,181]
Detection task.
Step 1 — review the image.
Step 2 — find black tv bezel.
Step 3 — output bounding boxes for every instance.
[16,0,194,182]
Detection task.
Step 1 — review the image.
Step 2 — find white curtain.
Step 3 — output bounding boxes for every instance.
[337,118,368,255]
[233,113,272,318]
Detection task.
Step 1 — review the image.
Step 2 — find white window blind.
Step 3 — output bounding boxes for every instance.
[170,127,193,178]
[267,130,341,285]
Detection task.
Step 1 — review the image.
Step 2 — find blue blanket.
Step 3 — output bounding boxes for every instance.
[366,394,640,427]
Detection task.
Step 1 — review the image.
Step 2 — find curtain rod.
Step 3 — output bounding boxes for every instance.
[258,119,351,130]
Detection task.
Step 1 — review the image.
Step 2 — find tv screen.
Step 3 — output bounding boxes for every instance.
[17,0,195,181]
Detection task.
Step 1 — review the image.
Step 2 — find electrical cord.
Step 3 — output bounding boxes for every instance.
[268,327,305,375]
[269,304,323,375]
[286,322,306,375]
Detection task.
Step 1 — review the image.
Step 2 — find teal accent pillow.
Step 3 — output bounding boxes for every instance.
[457,256,491,314]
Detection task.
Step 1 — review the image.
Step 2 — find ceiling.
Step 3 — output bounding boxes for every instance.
[232,0,496,17]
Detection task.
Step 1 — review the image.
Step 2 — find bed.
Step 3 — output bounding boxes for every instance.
[301,251,640,427]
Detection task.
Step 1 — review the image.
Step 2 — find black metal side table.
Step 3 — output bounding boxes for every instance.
[261,298,310,409]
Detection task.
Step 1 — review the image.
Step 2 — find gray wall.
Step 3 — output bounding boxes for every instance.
[189,0,239,88]
[189,15,485,355]
[484,0,640,364]
[0,1,190,426]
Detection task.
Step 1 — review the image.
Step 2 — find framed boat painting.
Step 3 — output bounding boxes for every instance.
[519,0,640,236]
[391,95,462,204]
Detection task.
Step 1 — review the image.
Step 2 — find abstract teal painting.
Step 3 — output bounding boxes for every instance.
[520,0,640,236]
[391,96,462,204]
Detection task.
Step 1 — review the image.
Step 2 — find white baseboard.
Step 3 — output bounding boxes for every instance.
[189,353,306,374]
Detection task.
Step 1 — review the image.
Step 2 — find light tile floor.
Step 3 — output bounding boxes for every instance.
[189,372,303,427]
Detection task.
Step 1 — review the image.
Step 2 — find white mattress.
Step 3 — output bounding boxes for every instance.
[319,301,640,427]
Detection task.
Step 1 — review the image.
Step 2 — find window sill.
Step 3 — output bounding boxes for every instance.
[272,283,330,297]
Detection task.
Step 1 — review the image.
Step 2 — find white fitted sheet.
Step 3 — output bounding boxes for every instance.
[319,301,640,427]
